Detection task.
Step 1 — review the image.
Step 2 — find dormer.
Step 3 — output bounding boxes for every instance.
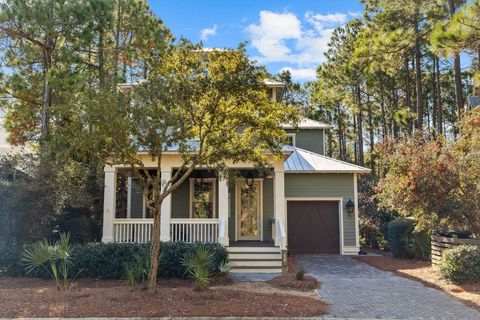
[265,79,285,102]
[282,118,332,156]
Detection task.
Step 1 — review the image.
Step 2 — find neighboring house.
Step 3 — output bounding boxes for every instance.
[102,81,370,272]
[467,78,480,109]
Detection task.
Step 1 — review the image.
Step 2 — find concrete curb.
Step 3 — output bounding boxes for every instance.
[0,317,419,320]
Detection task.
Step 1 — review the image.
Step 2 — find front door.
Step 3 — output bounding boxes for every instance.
[236,181,261,240]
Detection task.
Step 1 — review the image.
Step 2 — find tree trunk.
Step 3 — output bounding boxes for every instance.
[378,70,387,139]
[148,205,162,293]
[432,57,438,136]
[41,42,52,137]
[367,94,375,176]
[327,112,334,157]
[447,0,464,120]
[404,56,413,135]
[356,86,364,166]
[414,18,423,130]
[435,57,443,134]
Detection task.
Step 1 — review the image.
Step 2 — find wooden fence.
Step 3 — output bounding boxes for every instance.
[431,235,480,265]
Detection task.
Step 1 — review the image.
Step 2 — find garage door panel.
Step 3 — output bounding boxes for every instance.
[287,201,340,254]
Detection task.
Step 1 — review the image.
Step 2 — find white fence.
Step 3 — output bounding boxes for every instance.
[113,218,219,243]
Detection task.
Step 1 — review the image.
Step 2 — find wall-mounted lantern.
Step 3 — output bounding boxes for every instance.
[346,199,355,215]
[245,171,254,187]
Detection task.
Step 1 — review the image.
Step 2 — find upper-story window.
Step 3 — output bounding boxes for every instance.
[285,133,296,147]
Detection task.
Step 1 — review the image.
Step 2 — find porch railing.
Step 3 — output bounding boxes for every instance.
[113,218,219,243]
[113,218,154,243]
[170,218,219,243]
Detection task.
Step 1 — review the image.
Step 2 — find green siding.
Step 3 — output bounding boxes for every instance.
[171,179,190,218]
[285,173,356,247]
[285,129,324,155]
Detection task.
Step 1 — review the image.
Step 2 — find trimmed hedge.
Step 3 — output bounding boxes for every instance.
[437,245,480,283]
[0,242,228,279]
[387,219,414,257]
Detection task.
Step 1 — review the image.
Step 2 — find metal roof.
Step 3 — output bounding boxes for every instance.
[282,118,332,130]
[285,147,370,173]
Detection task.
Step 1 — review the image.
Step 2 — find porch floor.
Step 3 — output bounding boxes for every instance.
[229,241,276,247]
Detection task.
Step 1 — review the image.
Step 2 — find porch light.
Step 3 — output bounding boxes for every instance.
[346,199,355,215]
[245,171,254,187]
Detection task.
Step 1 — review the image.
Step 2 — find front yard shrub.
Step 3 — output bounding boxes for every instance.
[387,219,414,257]
[437,245,480,283]
[2,241,228,280]
[71,241,228,279]
[21,233,75,290]
[387,218,431,260]
[0,245,24,276]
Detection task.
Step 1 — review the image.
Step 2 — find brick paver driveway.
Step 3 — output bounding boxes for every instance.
[296,254,480,320]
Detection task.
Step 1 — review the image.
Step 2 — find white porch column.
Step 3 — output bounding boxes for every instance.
[273,163,286,247]
[218,177,229,246]
[160,168,172,242]
[102,165,117,243]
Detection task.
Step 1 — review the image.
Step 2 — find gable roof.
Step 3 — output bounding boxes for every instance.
[285,147,370,173]
[282,118,332,130]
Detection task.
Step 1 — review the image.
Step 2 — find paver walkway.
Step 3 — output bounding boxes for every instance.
[296,254,480,320]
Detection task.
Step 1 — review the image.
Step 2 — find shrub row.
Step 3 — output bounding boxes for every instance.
[0,241,228,279]
[437,245,480,283]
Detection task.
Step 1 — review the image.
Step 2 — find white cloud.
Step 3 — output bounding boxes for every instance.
[200,24,218,42]
[280,67,317,80]
[246,10,352,81]
[305,12,347,31]
[246,11,302,63]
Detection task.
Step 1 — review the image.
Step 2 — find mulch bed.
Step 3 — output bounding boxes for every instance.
[0,276,329,317]
[267,273,319,291]
[354,254,480,311]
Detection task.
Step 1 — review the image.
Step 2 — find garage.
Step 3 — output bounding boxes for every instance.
[287,200,340,254]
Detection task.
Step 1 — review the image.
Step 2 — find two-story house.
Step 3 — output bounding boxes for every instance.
[102,80,369,273]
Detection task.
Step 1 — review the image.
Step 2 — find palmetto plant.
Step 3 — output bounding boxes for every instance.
[122,253,149,286]
[181,246,214,290]
[217,258,232,276]
[21,233,74,290]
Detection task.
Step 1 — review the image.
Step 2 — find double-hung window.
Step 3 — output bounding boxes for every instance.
[190,178,216,218]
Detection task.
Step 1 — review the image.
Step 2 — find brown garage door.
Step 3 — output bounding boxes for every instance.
[287,201,340,254]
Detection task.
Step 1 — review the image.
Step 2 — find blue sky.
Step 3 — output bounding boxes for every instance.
[148,0,364,81]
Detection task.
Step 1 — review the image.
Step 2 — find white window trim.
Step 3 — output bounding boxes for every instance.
[286,133,296,147]
[189,178,217,218]
[235,178,264,241]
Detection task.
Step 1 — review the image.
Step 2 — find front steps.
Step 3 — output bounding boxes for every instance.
[227,245,282,273]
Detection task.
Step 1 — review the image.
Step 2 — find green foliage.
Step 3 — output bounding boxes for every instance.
[296,266,306,281]
[217,259,232,276]
[0,245,24,276]
[403,231,431,261]
[387,219,431,260]
[21,233,74,290]
[122,253,149,286]
[437,245,480,283]
[181,246,214,290]
[4,241,228,280]
[359,177,397,249]
[387,219,415,257]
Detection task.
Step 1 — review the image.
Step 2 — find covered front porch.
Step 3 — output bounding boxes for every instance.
[101,156,287,251]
